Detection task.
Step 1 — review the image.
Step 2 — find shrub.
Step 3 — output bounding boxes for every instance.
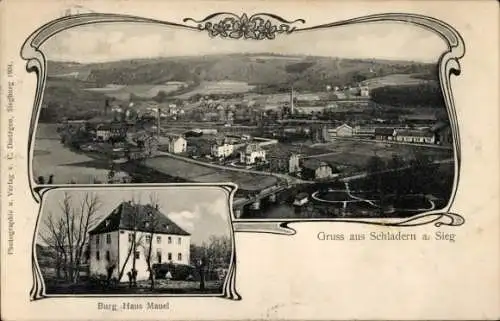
[153,263,196,281]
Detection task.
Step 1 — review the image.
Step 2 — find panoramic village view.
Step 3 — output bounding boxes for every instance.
[33,24,454,220]
[36,189,233,294]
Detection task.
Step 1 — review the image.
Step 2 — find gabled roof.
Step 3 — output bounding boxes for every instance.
[335,123,353,131]
[374,128,395,136]
[401,114,437,121]
[244,143,263,154]
[89,202,190,236]
[395,129,435,138]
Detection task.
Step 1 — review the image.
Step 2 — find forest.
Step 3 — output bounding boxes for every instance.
[370,83,445,108]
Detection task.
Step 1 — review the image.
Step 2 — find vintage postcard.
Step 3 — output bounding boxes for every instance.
[1,0,499,320]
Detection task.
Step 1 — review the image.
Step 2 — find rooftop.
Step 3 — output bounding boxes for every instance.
[244,143,264,154]
[395,129,435,138]
[374,128,395,136]
[89,202,190,236]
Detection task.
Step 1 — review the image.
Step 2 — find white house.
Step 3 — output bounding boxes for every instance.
[88,201,191,281]
[360,86,370,97]
[211,143,234,158]
[240,143,266,165]
[293,193,309,206]
[159,135,187,154]
[96,124,112,141]
[328,124,354,138]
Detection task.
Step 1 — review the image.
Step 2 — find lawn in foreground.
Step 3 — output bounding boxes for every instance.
[44,279,223,295]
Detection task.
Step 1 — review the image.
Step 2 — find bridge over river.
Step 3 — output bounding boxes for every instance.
[232,183,290,218]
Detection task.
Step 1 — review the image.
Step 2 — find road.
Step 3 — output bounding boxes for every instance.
[154,150,312,185]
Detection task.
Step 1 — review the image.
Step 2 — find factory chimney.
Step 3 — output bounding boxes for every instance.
[104,99,110,116]
[157,107,161,137]
[290,87,294,115]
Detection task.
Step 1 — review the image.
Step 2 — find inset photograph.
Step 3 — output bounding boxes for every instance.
[34,186,236,297]
[31,19,455,220]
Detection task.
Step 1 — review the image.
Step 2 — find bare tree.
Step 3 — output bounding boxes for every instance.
[39,211,68,279]
[117,194,144,287]
[40,192,101,283]
[144,192,161,290]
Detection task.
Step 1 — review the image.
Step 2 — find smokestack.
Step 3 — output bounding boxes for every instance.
[157,107,161,137]
[290,87,294,115]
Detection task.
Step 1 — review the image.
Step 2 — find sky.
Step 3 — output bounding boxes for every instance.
[41,20,447,63]
[37,186,232,246]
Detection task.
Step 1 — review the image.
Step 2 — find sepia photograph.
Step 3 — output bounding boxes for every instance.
[2,1,500,320]
[35,187,235,296]
[32,17,455,220]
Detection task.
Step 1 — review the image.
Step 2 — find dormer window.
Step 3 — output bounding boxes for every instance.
[105,219,110,227]
[145,222,150,228]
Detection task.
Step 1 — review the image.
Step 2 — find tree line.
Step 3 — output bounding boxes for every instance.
[370,83,446,108]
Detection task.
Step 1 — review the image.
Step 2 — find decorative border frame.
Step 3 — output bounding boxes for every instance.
[30,183,241,301]
[21,12,465,236]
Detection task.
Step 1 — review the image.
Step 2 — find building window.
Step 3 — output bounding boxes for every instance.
[168,236,172,244]
[145,235,151,243]
[106,234,111,244]
[167,252,172,261]
[96,251,100,260]
[95,235,100,245]
[135,251,140,259]
[177,237,181,245]
[157,236,161,244]
[177,253,182,261]
[128,233,133,243]
[106,251,110,261]
[156,250,162,263]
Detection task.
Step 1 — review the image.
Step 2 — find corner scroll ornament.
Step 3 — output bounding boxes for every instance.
[183,13,305,39]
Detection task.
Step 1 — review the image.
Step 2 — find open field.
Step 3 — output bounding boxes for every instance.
[361,73,431,89]
[144,156,278,191]
[85,83,187,99]
[263,142,331,160]
[175,81,255,99]
[310,140,453,169]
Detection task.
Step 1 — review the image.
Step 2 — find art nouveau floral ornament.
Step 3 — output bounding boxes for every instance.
[184,13,305,39]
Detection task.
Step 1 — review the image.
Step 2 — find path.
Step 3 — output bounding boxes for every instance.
[155,150,312,185]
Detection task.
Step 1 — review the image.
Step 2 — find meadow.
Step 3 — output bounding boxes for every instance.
[174,81,255,99]
[144,156,278,191]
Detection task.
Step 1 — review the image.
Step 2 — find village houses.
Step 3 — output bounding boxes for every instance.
[301,159,337,180]
[394,129,436,144]
[158,135,187,154]
[328,123,354,138]
[88,201,190,281]
[240,143,266,165]
[95,122,128,142]
[211,142,234,159]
